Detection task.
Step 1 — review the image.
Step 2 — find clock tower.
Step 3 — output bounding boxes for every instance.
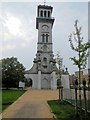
[25,4,57,89]
[36,5,54,53]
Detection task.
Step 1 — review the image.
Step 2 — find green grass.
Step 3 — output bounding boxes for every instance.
[1,89,26,112]
[0,90,2,113]
[48,100,75,120]
[47,100,90,120]
[66,99,90,112]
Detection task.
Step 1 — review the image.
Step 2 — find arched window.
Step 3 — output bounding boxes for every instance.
[46,34,49,43]
[43,57,47,62]
[41,10,43,17]
[42,34,45,42]
[43,44,47,51]
[48,11,50,17]
[44,11,46,17]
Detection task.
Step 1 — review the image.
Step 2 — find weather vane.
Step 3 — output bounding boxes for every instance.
[44,0,46,5]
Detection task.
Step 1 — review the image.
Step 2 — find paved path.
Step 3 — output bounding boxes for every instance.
[1,89,59,118]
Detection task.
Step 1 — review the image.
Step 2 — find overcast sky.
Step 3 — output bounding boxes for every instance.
[0,1,88,74]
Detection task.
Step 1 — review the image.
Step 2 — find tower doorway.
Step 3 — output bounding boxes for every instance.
[26,78,33,87]
[41,78,50,89]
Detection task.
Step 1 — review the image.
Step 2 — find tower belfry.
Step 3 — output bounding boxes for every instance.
[25,4,57,89]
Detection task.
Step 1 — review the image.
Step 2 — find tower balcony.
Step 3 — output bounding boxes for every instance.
[36,16,55,29]
[36,16,55,19]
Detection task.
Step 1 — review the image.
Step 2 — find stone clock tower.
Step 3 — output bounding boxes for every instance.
[25,4,57,89]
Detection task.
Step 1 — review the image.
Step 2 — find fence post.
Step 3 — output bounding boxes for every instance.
[83,79,87,120]
[61,86,63,101]
[75,78,78,115]
[59,85,60,101]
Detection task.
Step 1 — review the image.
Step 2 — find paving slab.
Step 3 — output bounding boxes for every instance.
[1,89,59,119]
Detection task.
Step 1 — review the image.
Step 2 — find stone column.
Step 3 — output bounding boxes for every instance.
[61,74,70,100]
[51,71,57,90]
[61,74,70,89]
[37,60,41,89]
[38,71,41,89]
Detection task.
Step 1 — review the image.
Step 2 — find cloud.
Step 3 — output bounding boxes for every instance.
[1,9,37,52]
[1,44,16,51]
[4,13,21,36]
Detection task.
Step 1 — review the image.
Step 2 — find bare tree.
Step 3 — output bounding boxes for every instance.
[56,52,63,101]
[69,20,90,113]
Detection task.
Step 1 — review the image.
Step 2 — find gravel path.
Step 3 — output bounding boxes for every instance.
[2,89,58,118]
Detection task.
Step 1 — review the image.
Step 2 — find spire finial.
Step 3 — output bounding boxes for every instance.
[44,0,46,5]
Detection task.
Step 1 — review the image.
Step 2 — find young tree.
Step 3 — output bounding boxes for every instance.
[69,20,90,113]
[2,57,25,89]
[56,52,63,101]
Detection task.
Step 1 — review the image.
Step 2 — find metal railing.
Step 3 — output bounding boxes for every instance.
[63,87,90,112]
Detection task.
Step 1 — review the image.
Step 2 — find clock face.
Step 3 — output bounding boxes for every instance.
[42,25,49,31]
[43,44,47,51]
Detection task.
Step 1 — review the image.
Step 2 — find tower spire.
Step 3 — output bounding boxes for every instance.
[44,0,46,5]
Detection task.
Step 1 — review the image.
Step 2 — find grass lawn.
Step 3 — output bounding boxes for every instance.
[1,89,26,112]
[47,100,90,120]
[66,99,90,112]
[0,90,2,114]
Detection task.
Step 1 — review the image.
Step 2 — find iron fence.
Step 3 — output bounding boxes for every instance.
[63,87,90,112]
